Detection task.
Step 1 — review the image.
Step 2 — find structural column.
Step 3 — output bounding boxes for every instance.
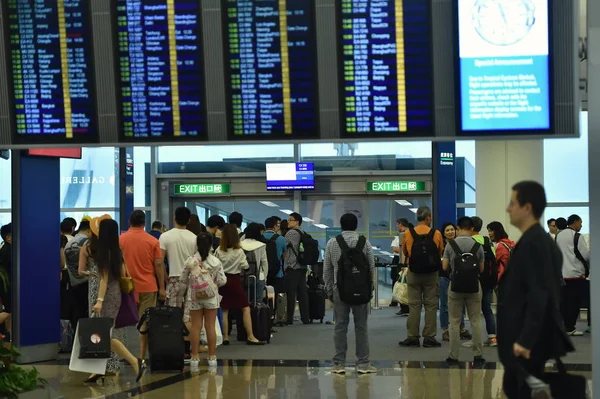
[475,140,543,240]
[432,142,457,229]
[11,151,61,363]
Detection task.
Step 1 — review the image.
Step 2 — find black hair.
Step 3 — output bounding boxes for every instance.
[441,222,456,234]
[187,214,205,236]
[486,221,508,241]
[456,216,474,231]
[270,216,282,223]
[416,206,432,222]
[229,211,243,228]
[174,207,192,227]
[511,181,547,220]
[93,219,122,281]
[151,220,163,230]
[265,217,277,229]
[547,218,556,226]
[258,224,265,232]
[471,216,483,233]
[60,220,73,234]
[289,212,303,226]
[60,234,68,249]
[0,223,10,241]
[244,223,263,240]
[206,215,226,229]
[129,210,146,228]
[556,217,568,230]
[64,217,77,230]
[196,232,213,261]
[340,213,358,231]
[396,218,410,228]
[567,214,582,226]
[78,220,91,232]
[280,220,289,235]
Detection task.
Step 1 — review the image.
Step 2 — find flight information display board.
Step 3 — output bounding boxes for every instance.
[338,0,433,137]
[223,0,319,139]
[115,0,207,140]
[456,0,552,134]
[4,0,97,143]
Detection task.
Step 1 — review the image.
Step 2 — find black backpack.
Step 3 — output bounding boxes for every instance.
[574,232,590,277]
[449,240,481,294]
[408,227,441,274]
[480,237,498,289]
[289,230,320,267]
[265,234,282,279]
[335,235,372,305]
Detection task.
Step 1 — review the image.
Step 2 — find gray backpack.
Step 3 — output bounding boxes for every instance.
[64,235,89,286]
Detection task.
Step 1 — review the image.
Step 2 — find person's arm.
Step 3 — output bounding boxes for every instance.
[477,247,485,273]
[366,241,376,291]
[579,234,590,262]
[435,231,444,256]
[93,269,109,314]
[153,242,166,300]
[441,243,452,272]
[391,237,400,255]
[78,243,89,276]
[60,248,66,271]
[239,250,249,270]
[260,247,268,278]
[496,244,508,280]
[402,234,410,259]
[323,241,334,299]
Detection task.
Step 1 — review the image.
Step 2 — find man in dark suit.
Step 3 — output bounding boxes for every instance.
[499,181,574,398]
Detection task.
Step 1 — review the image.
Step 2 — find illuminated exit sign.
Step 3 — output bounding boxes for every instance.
[174,184,230,195]
[367,181,426,193]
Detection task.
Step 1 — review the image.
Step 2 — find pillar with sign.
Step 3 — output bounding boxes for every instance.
[432,142,457,229]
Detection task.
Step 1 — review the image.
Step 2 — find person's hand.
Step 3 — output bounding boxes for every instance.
[93,301,103,315]
[513,343,531,359]
[327,295,334,303]
[159,289,167,302]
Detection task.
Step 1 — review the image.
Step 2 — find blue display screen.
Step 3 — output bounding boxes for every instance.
[115,0,207,140]
[339,0,433,137]
[223,0,319,138]
[5,0,97,142]
[457,0,551,132]
[266,162,315,191]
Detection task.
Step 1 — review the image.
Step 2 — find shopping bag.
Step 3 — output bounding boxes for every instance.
[200,313,223,346]
[393,269,408,305]
[77,317,112,359]
[69,322,109,374]
[115,292,139,329]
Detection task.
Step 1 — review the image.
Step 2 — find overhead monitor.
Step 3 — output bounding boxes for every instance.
[4,0,98,144]
[338,0,434,138]
[456,0,552,135]
[266,163,315,191]
[223,0,320,139]
[114,0,207,141]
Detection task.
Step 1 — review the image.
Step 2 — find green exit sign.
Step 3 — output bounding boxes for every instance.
[174,184,230,195]
[367,181,426,193]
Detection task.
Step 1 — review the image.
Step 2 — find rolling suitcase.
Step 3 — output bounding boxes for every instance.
[307,273,326,323]
[248,276,271,343]
[138,306,189,372]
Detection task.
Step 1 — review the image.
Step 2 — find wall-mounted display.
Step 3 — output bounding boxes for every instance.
[266,162,315,190]
[456,0,552,134]
[223,0,319,139]
[338,0,434,137]
[4,0,97,144]
[115,0,207,141]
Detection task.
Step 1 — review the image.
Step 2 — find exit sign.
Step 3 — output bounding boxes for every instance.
[367,181,426,193]
[174,184,230,195]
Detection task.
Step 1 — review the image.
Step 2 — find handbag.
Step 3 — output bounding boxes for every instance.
[69,322,109,374]
[77,316,113,359]
[120,264,135,294]
[115,292,139,329]
[392,268,408,305]
[517,358,588,399]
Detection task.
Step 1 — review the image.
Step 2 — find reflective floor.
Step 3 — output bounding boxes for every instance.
[34,359,592,399]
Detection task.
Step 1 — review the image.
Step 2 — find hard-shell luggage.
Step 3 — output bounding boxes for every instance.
[274,292,288,326]
[138,306,189,372]
[248,275,271,343]
[307,272,325,323]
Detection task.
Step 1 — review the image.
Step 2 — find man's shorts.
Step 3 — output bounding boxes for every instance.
[138,292,157,319]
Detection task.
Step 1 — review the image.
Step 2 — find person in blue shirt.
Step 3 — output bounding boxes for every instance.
[263,217,287,296]
[149,220,164,240]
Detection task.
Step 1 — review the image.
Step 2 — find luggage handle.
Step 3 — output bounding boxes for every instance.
[248,275,257,306]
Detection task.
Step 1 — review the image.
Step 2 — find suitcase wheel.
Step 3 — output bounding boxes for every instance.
[320,319,323,324]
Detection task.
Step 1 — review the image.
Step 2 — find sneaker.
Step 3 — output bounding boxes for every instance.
[208,357,217,368]
[395,310,408,316]
[422,337,442,348]
[473,356,486,367]
[462,340,474,348]
[460,329,472,340]
[190,358,200,368]
[442,330,449,342]
[586,327,591,334]
[568,330,584,336]
[398,338,420,347]
[357,364,378,375]
[484,337,498,347]
[446,357,459,365]
[331,364,346,375]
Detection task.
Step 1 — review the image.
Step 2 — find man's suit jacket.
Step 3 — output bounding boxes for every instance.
[497,223,574,369]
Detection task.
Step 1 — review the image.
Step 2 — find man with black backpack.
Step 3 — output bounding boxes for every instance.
[264,217,287,294]
[442,216,486,365]
[398,206,444,348]
[324,213,376,375]
[64,219,92,329]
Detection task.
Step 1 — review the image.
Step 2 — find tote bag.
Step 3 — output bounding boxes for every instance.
[115,292,139,329]
[392,269,408,305]
[69,322,111,374]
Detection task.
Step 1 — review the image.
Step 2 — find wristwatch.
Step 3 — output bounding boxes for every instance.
[472,0,536,46]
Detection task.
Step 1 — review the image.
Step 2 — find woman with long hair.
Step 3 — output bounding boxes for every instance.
[214,224,265,346]
[486,221,515,282]
[78,215,145,384]
[187,214,207,236]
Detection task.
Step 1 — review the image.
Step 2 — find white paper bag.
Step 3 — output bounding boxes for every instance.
[200,313,223,346]
[69,323,109,375]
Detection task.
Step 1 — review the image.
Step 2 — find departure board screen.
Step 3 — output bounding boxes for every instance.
[4,0,97,143]
[115,0,207,140]
[338,0,433,137]
[224,0,319,139]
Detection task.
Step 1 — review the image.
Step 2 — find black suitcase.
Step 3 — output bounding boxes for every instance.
[138,306,189,372]
[248,276,271,343]
[307,272,326,323]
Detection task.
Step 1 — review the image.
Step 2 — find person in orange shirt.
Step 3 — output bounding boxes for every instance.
[120,210,165,360]
[399,206,444,348]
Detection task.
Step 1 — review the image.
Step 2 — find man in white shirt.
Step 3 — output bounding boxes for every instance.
[391,218,410,315]
[555,214,590,336]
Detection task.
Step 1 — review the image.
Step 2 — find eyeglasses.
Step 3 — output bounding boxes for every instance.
[288,218,297,222]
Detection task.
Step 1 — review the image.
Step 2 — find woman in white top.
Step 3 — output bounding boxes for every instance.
[240,223,269,303]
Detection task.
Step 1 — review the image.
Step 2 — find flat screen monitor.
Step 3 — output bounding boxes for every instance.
[28,148,82,159]
[223,0,320,139]
[337,0,434,138]
[3,0,98,144]
[266,163,315,191]
[456,0,552,135]
[114,0,208,141]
